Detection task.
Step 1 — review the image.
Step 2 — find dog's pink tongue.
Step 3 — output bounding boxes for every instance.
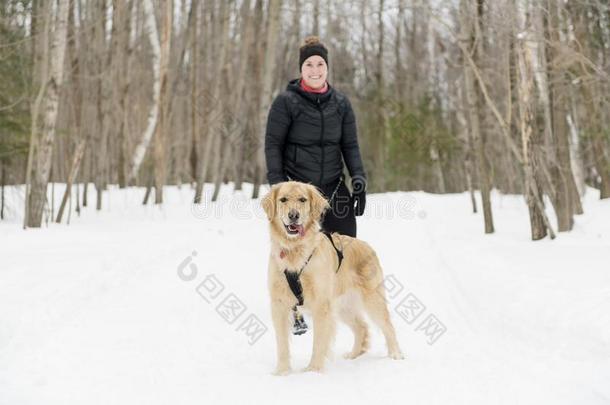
[297,225,305,237]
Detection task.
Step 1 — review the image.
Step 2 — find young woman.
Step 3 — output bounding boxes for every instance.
[264,36,367,238]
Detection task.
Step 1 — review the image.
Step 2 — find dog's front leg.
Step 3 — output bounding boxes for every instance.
[304,300,335,373]
[271,301,292,375]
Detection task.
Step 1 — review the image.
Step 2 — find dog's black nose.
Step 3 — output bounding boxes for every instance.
[288,209,300,222]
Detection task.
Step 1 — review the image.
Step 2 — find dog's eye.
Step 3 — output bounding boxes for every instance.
[279,197,287,203]
[298,197,307,203]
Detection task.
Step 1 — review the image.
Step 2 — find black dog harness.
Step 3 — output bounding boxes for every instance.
[283,251,314,307]
[324,231,344,271]
[283,231,344,335]
[283,231,344,306]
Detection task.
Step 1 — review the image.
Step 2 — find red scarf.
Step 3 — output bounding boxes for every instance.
[299,79,328,94]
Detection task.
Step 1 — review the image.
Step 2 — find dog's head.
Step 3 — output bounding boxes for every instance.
[262,181,329,239]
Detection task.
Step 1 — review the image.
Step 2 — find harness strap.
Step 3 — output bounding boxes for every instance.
[283,250,314,307]
[322,231,344,272]
[284,270,304,306]
[283,232,344,308]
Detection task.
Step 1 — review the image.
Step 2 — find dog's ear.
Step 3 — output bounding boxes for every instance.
[262,184,279,221]
[308,184,330,222]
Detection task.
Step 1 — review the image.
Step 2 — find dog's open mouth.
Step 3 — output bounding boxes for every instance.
[285,223,304,236]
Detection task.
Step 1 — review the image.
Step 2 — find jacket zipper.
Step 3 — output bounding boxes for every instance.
[317,97,325,185]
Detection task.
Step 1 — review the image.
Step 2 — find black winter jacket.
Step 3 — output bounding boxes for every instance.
[265,79,366,186]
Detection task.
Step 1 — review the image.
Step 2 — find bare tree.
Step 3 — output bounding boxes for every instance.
[153,0,173,204]
[514,0,555,240]
[252,0,281,198]
[127,0,161,184]
[5,0,607,240]
[459,0,494,233]
[117,0,134,188]
[194,0,233,203]
[25,0,70,228]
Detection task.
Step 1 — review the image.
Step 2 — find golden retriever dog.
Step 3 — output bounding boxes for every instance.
[262,181,404,375]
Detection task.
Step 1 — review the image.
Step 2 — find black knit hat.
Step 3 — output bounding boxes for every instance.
[299,36,328,71]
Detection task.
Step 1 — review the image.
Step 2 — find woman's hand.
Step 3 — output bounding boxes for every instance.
[351,176,367,216]
[353,191,366,216]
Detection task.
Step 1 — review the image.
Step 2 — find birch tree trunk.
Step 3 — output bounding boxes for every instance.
[56,0,86,224]
[127,0,161,184]
[515,0,554,240]
[23,0,50,228]
[153,0,173,204]
[25,0,70,228]
[547,0,583,217]
[528,1,574,231]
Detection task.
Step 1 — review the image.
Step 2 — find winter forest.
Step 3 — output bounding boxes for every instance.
[1,1,610,403]
[0,0,608,239]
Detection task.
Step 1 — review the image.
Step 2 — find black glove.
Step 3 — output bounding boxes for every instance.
[351,176,367,216]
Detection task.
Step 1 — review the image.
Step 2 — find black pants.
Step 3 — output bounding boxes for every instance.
[319,178,357,237]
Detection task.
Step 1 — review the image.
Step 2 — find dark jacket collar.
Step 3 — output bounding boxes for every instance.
[286,78,335,106]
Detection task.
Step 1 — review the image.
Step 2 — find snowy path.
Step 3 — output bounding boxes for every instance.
[1,184,609,405]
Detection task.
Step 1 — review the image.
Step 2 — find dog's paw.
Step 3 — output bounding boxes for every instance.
[302,364,324,373]
[272,366,292,376]
[343,350,364,360]
[389,351,405,360]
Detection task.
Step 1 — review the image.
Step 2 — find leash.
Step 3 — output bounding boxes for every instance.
[327,177,343,206]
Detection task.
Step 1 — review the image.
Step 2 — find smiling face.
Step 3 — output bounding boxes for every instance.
[278,189,309,237]
[262,182,330,240]
[300,55,328,89]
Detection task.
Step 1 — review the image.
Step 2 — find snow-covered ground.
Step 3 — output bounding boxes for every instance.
[1,183,609,405]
